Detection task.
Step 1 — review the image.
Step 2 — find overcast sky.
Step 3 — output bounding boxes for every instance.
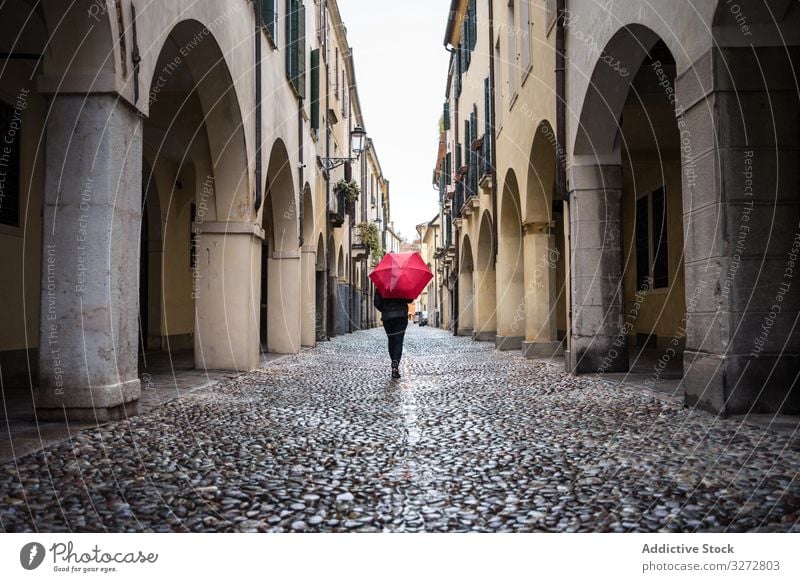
[338,0,452,242]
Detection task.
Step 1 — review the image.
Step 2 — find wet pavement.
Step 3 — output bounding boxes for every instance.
[1,326,798,532]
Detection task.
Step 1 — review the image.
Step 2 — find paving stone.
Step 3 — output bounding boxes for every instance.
[0,327,798,532]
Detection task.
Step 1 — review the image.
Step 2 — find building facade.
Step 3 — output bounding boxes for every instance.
[436,0,800,416]
[0,0,390,421]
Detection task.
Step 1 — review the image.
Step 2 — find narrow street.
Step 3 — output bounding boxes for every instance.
[1,326,798,533]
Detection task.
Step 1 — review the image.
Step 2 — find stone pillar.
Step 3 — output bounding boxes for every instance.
[300,245,316,347]
[267,251,302,354]
[522,223,562,358]
[457,269,474,336]
[677,47,800,415]
[36,95,142,421]
[495,243,524,351]
[567,164,626,373]
[194,222,262,370]
[473,268,496,342]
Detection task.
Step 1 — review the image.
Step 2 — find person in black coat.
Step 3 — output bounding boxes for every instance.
[373,289,413,378]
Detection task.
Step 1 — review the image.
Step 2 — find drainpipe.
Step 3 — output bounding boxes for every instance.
[556,0,567,202]
[488,0,497,266]
[324,1,332,339]
[254,0,263,212]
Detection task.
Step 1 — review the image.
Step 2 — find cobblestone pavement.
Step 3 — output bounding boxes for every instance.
[1,326,799,532]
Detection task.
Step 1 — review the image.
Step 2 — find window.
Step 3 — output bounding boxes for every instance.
[635,185,669,290]
[507,1,517,97]
[262,0,278,44]
[310,48,320,131]
[0,101,21,227]
[335,48,339,97]
[519,0,531,76]
[285,0,306,98]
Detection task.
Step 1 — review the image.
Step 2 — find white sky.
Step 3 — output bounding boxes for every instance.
[337,0,452,242]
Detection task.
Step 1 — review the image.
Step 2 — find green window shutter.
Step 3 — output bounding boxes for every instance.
[286,0,297,89]
[469,0,477,51]
[262,0,276,42]
[297,2,306,98]
[483,77,491,159]
[445,152,452,185]
[443,101,450,131]
[310,48,320,130]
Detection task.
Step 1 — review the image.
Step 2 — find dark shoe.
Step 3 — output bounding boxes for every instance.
[391,360,401,379]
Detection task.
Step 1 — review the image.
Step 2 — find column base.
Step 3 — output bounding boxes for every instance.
[522,340,564,358]
[684,352,800,416]
[457,327,473,337]
[568,340,628,374]
[37,398,139,423]
[495,335,523,351]
[472,330,495,342]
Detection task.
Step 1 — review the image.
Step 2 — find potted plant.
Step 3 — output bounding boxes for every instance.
[334,178,360,204]
[356,221,384,263]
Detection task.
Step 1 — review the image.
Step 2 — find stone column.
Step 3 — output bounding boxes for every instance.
[677,47,800,415]
[267,251,302,354]
[473,268,496,342]
[567,164,626,373]
[495,244,524,351]
[522,222,562,357]
[457,269,474,336]
[194,221,262,370]
[36,95,142,422]
[300,245,316,347]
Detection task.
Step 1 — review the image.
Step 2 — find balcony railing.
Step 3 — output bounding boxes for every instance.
[328,187,347,227]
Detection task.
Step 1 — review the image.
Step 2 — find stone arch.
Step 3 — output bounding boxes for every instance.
[151,20,250,221]
[573,23,663,160]
[474,211,497,341]
[569,25,688,379]
[457,235,475,336]
[526,121,557,224]
[265,139,299,253]
[300,183,315,347]
[496,169,524,350]
[337,246,344,279]
[522,120,565,357]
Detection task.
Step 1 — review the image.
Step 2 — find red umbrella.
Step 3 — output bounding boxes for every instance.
[369,252,433,299]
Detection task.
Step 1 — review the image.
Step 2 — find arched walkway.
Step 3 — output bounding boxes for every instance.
[496,170,524,350]
[474,212,496,341]
[457,236,475,336]
[261,139,301,354]
[523,121,567,358]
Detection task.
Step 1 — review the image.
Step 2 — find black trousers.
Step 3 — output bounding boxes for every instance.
[382,317,408,364]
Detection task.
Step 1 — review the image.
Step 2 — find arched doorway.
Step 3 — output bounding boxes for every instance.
[474,211,496,342]
[315,234,326,341]
[496,170,524,350]
[569,24,685,379]
[524,121,567,358]
[300,184,316,347]
[145,20,256,372]
[262,139,301,354]
[457,235,475,336]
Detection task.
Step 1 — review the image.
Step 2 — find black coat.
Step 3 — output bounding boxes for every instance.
[373,290,411,321]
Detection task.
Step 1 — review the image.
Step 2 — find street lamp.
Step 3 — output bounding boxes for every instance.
[319,126,367,172]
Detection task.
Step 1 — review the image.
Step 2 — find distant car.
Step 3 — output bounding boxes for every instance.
[413,311,421,324]
[419,311,428,326]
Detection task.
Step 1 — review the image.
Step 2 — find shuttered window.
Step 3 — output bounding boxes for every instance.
[651,186,669,289]
[286,0,306,99]
[443,101,450,131]
[483,77,491,161]
[635,196,650,290]
[520,0,531,74]
[635,185,670,290]
[507,1,517,96]
[262,0,278,44]
[468,0,477,51]
[310,48,320,131]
